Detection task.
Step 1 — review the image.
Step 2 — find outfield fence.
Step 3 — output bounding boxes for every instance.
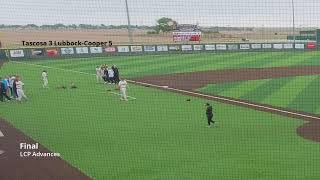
[0,41,318,60]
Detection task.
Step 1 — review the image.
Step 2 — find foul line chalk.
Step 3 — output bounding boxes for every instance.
[127,80,320,121]
[109,92,137,100]
[11,61,320,121]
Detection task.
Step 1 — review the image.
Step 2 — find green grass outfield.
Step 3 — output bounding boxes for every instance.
[1,51,320,179]
[24,51,320,78]
[199,75,320,115]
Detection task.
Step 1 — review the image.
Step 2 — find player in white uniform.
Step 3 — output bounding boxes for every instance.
[16,77,27,101]
[42,70,48,88]
[99,66,104,82]
[118,78,128,101]
[96,66,101,83]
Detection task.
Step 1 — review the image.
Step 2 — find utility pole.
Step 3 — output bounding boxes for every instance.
[125,0,133,44]
[291,0,296,51]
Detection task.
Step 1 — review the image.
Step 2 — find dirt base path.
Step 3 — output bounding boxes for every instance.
[0,119,91,180]
[132,66,320,142]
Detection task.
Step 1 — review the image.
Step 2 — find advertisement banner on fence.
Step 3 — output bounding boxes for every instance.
[240,44,250,50]
[105,47,116,53]
[157,45,168,52]
[216,44,227,50]
[144,46,156,52]
[251,44,262,49]
[205,45,216,51]
[283,44,293,49]
[117,46,130,53]
[262,44,272,49]
[46,49,59,57]
[295,44,305,49]
[31,49,44,56]
[273,44,283,49]
[181,45,193,51]
[228,44,238,50]
[75,47,89,54]
[193,45,203,51]
[173,31,201,42]
[306,43,317,49]
[131,46,143,52]
[61,48,74,55]
[168,45,180,51]
[10,50,24,58]
[90,47,103,53]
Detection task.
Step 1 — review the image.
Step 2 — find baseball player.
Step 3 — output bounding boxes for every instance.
[107,67,115,84]
[42,70,48,88]
[0,77,11,102]
[96,66,101,83]
[205,103,214,127]
[15,76,27,101]
[112,65,120,84]
[118,78,128,101]
[9,76,16,98]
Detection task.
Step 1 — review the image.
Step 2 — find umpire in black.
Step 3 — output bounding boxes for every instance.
[205,103,214,127]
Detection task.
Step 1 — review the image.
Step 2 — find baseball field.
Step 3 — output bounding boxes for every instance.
[1,51,320,179]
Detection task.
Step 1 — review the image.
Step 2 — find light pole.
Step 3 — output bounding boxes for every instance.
[125,0,133,44]
[291,0,296,50]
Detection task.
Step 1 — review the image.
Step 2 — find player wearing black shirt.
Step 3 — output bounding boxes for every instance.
[205,103,214,127]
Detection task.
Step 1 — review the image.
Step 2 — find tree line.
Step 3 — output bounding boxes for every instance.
[0,24,154,30]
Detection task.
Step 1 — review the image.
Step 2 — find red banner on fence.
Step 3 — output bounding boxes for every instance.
[306,43,317,49]
[46,49,59,57]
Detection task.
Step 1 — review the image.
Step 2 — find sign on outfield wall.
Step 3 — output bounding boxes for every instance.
[46,49,59,57]
[157,45,168,52]
[193,45,203,51]
[283,44,293,49]
[240,44,250,50]
[144,46,156,52]
[117,46,130,53]
[228,44,238,50]
[273,44,283,49]
[181,45,193,51]
[31,49,44,56]
[75,47,89,54]
[262,44,272,49]
[61,48,74,55]
[10,50,24,57]
[295,44,305,49]
[216,44,227,50]
[251,44,262,49]
[131,46,143,52]
[168,45,180,51]
[105,47,116,53]
[90,47,103,53]
[205,45,216,51]
[306,43,317,49]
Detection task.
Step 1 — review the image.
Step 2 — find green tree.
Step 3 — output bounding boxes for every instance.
[155,17,177,33]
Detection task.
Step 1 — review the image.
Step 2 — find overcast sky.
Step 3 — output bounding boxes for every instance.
[0,0,319,27]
